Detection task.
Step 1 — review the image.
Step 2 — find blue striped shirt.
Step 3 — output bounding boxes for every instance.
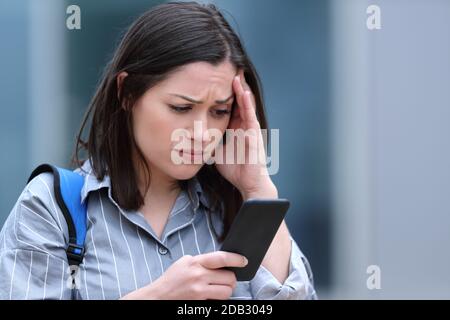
[0,160,317,299]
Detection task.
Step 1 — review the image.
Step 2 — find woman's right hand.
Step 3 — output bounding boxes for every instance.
[121,251,248,300]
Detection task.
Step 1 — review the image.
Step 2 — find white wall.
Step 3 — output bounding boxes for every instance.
[331,0,450,298]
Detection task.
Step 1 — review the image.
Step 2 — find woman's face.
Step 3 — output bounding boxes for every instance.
[130,61,237,181]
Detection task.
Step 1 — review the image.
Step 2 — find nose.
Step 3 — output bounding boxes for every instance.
[194,118,211,143]
[191,117,211,149]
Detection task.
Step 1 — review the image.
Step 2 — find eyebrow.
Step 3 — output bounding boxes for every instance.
[169,93,234,104]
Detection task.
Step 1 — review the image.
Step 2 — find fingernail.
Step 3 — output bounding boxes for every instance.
[243,257,248,266]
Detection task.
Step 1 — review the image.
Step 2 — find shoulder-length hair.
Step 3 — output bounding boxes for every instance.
[72,1,269,240]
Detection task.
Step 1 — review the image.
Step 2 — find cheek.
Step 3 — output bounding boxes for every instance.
[132,103,176,156]
[214,118,231,138]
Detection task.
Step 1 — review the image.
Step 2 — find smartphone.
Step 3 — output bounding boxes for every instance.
[220,198,290,281]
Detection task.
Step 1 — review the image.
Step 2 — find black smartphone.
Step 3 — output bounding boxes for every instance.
[220,198,290,281]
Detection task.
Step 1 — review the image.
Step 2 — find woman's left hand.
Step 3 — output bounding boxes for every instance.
[214,70,278,200]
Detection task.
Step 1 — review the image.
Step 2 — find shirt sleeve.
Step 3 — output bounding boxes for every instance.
[249,237,318,300]
[0,173,73,300]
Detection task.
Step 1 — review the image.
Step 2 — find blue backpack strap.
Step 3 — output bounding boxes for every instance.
[27,164,87,267]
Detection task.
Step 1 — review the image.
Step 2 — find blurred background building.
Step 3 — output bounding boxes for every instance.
[0,0,449,298]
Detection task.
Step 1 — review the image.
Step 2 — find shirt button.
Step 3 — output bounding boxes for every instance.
[158,246,168,255]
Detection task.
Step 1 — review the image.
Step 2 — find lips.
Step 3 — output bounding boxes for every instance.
[176,149,203,156]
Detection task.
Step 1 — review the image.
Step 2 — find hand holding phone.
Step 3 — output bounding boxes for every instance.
[220,198,290,281]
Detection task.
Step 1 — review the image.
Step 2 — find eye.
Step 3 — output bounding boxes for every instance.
[214,109,231,116]
[169,105,192,113]
[212,106,232,117]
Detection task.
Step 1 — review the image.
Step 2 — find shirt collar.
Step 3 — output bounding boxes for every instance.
[187,174,211,211]
[76,159,210,210]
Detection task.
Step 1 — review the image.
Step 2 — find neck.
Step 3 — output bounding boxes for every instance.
[134,158,180,206]
[134,159,182,239]
[145,167,180,200]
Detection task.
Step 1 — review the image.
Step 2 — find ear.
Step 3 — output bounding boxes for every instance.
[116,71,129,105]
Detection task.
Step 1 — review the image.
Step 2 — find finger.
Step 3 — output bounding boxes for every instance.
[243,90,260,127]
[231,100,240,120]
[196,251,248,269]
[239,70,256,109]
[207,269,237,287]
[233,71,260,130]
[232,75,246,122]
[232,78,243,111]
[204,284,234,300]
[239,69,250,91]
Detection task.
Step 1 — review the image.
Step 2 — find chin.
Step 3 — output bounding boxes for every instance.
[169,164,204,180]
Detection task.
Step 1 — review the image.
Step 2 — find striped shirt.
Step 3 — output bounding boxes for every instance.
[0,160,317,300]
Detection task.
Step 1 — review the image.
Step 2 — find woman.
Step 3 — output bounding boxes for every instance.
[0,2,316,300]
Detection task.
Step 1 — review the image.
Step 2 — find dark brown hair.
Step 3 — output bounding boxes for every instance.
[72,1,269,240]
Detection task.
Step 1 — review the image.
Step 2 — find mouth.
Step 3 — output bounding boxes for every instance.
[176,149,203,156]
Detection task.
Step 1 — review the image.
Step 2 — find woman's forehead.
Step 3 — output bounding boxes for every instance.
[160,61,237,96]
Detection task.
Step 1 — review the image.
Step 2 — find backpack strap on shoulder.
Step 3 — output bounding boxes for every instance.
[27,164,87,267]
